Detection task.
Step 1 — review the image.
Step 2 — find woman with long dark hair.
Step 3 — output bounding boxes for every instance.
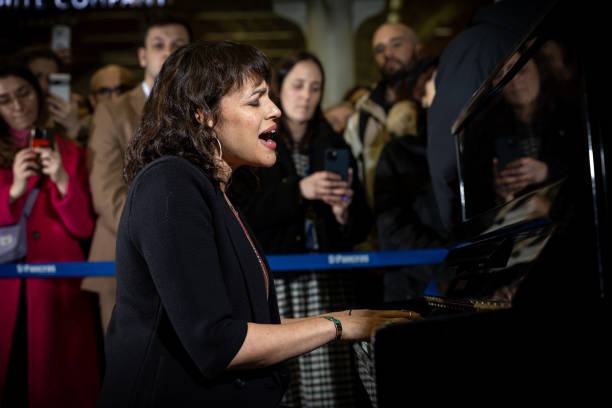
[462,52,575,216]
[100,43,415,406]
[229,51,373,406]
[0,65,99,407]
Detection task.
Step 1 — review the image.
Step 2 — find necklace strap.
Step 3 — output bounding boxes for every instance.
[224,193,270,298]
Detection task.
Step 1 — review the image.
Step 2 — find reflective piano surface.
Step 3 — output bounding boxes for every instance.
[357,1,610,405]
[356,180,609,405]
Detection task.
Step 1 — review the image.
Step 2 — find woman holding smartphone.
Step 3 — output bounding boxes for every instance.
[0,65,99,407]
[229,51,372,406]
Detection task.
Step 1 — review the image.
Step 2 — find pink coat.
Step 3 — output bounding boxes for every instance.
[0,136,100,407]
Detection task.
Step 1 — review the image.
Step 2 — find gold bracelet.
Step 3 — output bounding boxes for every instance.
[322,316,342,341]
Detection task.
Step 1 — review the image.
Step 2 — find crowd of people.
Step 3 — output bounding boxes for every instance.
[0,1,574,406]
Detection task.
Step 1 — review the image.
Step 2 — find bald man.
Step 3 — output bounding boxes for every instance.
[343,22,422,249]
[88,64,134,110]
[371,22,422,98]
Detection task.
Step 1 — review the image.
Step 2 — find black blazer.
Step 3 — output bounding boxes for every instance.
[99,156,288,407]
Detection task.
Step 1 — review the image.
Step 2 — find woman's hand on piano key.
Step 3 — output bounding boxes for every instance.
[331,309,421,341]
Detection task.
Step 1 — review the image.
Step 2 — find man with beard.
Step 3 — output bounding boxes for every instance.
[343,22,422,250]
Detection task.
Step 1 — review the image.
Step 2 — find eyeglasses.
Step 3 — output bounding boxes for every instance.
[0,86,36,108]
[93,84,129,99]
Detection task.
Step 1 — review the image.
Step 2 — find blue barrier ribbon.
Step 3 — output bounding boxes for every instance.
[0,249,449,278]
[0,261,115,277]
[268,249,449,271]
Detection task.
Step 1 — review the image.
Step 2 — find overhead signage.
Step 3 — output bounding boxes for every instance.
[0,0,166,10]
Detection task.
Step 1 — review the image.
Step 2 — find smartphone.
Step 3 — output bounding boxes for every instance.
[495,138,524,172]
[324,148,350,181]
[48,73,71,102]
[30,128,54,172]
[51,25,71,51]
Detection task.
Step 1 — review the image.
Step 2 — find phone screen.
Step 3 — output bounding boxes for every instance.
[51,25,71,51]
[32,139,51,149]
[30,128,54,150]
[324,148,350,181]
[495,138,524,172]
[48,73,71,102]
[29,128,53,170]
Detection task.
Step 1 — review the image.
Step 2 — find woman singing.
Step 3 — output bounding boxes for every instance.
[99,42,417,406]
[229,51,372,406]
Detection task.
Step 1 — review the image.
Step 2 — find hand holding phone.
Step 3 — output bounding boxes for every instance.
[9,149,39,202]
[46,75,82,138]
[300,148,354,219]
[30,128,55,172]
[29,129,67,192]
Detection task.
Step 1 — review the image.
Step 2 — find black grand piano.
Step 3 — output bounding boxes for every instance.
[355,1,610,404]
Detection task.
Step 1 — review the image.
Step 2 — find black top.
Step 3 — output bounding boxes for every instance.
[374,133,445,252]
[100,156,288,407]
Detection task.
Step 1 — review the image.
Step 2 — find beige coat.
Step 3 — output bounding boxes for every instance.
[82,85,146,332]
[343,93,389,211]
[343,91,390,252]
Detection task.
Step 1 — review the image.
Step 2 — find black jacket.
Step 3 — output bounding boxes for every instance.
[100,156,288,407]
[230,120,372,255]
[374,133,445,251]
[374,133,449,301]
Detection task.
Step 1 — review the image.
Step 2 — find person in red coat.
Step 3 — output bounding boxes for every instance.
[0,65,100,407]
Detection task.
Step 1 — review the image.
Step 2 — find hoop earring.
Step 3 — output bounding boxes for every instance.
[212,135,222,161]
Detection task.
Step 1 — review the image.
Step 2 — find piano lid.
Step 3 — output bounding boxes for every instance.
[441,0,610,304]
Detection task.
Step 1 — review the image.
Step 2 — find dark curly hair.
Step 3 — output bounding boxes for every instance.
[124,41,271,184]
[0,65,45,168]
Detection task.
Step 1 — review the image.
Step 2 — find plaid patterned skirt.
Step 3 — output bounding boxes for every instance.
[274,270,360,407]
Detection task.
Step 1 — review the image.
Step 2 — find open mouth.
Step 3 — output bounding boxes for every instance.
[259,125,278,149]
